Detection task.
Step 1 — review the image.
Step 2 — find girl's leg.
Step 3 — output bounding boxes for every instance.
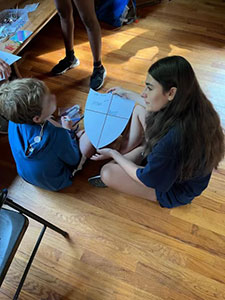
[54,0,74,52]
[120,105,146,154]
[73,0,102,63]
[78,131,96,158]
[100,162,157,202]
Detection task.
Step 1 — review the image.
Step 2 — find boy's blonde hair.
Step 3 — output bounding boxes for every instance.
[0,78,48,124]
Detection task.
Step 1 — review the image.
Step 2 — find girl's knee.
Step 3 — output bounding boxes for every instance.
[133,104,146,117]
[133,105,146,129]
[100,163,115,186]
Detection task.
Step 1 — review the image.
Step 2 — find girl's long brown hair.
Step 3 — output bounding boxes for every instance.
[144,56,225,181]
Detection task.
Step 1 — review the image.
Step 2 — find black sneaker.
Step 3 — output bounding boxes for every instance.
[90,66,106,90]
[88,175,107,188]
[0,116,8,134]
[51,56,80,75]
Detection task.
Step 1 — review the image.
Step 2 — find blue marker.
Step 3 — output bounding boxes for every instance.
[64,115,84,123]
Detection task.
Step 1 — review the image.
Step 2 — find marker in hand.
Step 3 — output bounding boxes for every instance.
[64,115,84,123]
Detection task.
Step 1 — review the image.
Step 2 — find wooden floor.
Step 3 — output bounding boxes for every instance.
[1,0,225,299]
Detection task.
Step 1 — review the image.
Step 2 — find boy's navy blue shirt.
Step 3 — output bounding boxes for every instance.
[136,128,211,208]
[8,121,81,191]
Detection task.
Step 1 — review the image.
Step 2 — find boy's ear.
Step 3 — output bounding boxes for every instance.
[168,87,177,101]
[33,115,41,123]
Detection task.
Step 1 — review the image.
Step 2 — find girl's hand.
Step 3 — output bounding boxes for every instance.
[0,59,11,80]
[107,87,130,99]
[61,116,73,130]
[91,148,117,161]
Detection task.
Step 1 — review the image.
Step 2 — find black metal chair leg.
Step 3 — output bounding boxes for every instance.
[13,226,47,300]
[5,198,69,238]
[0,189,69,298]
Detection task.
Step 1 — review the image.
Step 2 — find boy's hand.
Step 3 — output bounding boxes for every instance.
[61,116,73,130]
[0,59,11,80]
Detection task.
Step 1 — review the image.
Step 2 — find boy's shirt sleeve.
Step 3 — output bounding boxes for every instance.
[55,128,81,167]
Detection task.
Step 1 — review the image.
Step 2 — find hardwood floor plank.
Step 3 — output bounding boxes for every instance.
[1,0,225,298]
[136,262,225,300]
[170,203,225,236]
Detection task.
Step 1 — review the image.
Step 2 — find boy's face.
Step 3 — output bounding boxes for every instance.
[33,93,56,123]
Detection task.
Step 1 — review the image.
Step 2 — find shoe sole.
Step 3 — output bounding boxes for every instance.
[93,69,107,91]
[88,175,107,188]
[52,58,80,76]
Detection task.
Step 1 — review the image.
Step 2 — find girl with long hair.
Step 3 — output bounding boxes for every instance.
[90,56,225,208]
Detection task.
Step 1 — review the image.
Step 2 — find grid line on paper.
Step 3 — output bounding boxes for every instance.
[85,108,129,120]
[96,93,115,149]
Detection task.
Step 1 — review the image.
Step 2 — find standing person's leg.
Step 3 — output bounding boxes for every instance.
[73,0,101,63]
[55,0,74,52]
[52,0,80,75]
[73,0,106,90]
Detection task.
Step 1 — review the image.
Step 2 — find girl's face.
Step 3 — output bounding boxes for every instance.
[141,74,173,112]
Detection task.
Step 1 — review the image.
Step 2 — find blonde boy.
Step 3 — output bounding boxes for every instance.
[0,78,94,191]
